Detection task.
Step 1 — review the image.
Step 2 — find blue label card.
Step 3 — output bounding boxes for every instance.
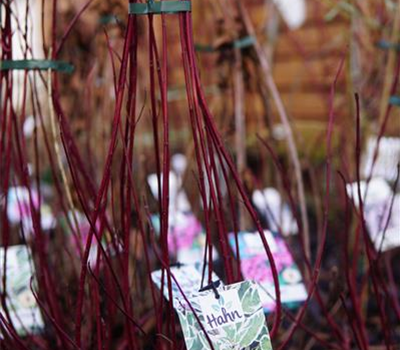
[0,245,44,336]
[175,281,273,350]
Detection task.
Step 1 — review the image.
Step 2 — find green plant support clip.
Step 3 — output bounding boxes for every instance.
[376,40,400,51]
[129,0,191,15]
[0,60,74,74]
[233,35,256,49]
[195,35,256,53]
[99,14,119,25]
[389,96,400,106]
[194,44,215,53]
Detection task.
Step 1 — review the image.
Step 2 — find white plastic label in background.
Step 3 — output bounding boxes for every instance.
[6,186,55,235]
[23,116,36,138]
[273,0,306,30]
[252,188,298,236]
[346,178,400,252]
[148,166,219,264]
[147,172,192,214]
[171,153,188,177]
[4,0,46,111]
[362,137,400,183]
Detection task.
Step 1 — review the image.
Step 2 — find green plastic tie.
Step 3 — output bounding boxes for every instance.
[233,36,256,49]
[129,1,191,15]
[195,35,256,53]
[99,15,119,25]
[376,40,400,51]
[194,44,215,53]
[389,96,400,106]
[0,60,74,74]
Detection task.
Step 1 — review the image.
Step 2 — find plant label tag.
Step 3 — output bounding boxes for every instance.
[151,264,222,309]
[346,179,400,252]
[273,0,306,30]
[363,137,400,182]
[7,186,55,235]
[176,281,273,350]
[0,245,44,336]
[252,188,298,236]
[229,231,307,312]
[199,288,244,331]
[150,212,218,264]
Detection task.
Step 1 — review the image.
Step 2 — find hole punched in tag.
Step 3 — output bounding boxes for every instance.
[198,280,221,299]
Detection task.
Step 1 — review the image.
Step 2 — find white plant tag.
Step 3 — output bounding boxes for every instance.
[252,188,298,236]
[175,281,273,350]
[273,0,306,30]
[362,136,400,182]
[199,288,244,331]
[151,264,222,309]
[147,172,191,214]
[6,186,55,235]
[346,178,400,252]
[171,153,188,177]
[0,245,44,335]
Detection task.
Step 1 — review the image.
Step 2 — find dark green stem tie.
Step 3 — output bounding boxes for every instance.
[129,1,191,15]
[0,60,74,74]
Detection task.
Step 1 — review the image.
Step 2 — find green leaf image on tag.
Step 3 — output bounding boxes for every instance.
[175,281,273,350]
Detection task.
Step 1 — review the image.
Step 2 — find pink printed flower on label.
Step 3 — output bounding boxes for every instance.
[273,240,294,270]
[241,255,274,283]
